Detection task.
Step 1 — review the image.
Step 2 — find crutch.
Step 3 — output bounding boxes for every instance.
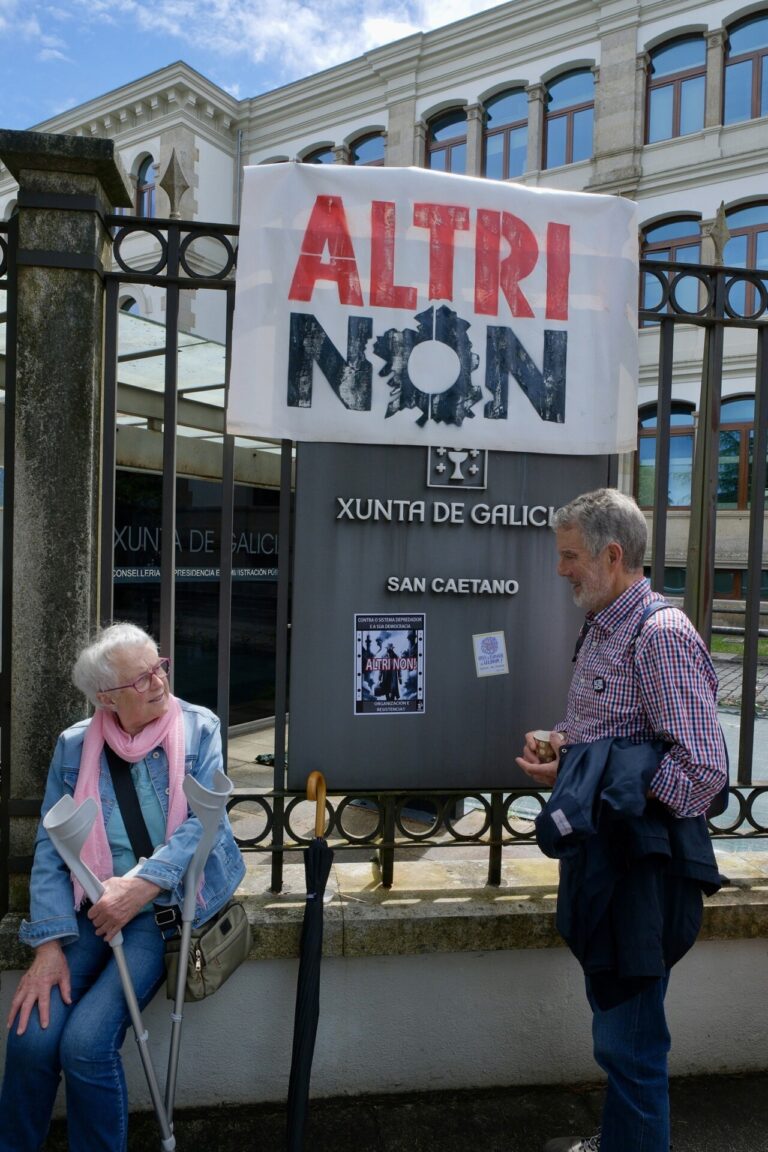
[43,794,177,1152]
[164,769,233,1123]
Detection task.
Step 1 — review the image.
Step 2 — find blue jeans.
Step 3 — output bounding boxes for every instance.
[0,910,165,1152]
[587,974,671,1152]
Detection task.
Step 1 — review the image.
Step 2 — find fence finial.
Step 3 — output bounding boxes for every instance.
[159,149,190,220]
[702,201,730,266]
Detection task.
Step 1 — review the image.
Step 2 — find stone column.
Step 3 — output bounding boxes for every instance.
[705,29,726,128]
[0,130,131,913]
[465,103,484,176]
[413,119,427,168]
[526,83,546,173]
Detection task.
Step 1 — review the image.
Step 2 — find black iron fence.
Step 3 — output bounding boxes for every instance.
[2,209,768,898]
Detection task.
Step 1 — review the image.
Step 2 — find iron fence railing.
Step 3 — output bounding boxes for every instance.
[227,784,768,889]
[3,208,768,900]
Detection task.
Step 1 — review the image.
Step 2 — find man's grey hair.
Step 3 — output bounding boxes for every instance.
[552,488,647,570]
[72,622,157,706]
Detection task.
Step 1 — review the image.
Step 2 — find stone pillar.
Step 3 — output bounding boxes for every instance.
[0,130,131,913]
[588,26,643,194]
[705,29,726,128]
[465,103,484,176]
[526,83,546,173]
[413,120,427,168]
[384,98,418,167]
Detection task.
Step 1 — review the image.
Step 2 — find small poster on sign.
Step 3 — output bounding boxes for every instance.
[472,631,509,678]
[355,613,425,715]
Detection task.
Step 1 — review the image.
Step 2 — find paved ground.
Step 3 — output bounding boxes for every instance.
[43,1071,768,1150]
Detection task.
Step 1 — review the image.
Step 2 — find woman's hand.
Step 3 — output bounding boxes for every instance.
[89,876,162,943]
[515,730,566,788]
[7,940,71,1035]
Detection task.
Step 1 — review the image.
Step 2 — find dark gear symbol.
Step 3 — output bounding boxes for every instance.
[373,304,481,427]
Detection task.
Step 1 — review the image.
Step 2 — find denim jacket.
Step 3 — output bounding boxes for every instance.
[20,700,246,948]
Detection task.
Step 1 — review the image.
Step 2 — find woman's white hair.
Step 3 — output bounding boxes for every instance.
[72,622,157,706]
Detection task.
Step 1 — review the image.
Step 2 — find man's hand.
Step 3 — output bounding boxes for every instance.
[515,730,566,788]
[7,940,71,1035]
[88,875,162,943]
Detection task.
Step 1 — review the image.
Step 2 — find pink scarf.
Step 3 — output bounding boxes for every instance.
[71,695,187,908]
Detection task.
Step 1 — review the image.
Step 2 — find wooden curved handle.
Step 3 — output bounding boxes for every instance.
[307,770,327,838]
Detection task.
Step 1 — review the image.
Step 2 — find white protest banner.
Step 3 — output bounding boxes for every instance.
[229,163,638,454]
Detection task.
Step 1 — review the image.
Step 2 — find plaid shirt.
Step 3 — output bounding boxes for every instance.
[556,578,727,817]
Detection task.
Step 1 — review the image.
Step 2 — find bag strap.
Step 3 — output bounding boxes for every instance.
[633,596,730,817]
[104,744,155,861]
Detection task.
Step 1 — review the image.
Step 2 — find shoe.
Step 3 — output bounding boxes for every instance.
[543,1135,600,1152]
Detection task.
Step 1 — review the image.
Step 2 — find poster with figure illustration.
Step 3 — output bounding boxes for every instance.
[355,613,425,715]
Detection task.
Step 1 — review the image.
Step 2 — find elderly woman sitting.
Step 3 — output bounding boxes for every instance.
[0,623,245,1152]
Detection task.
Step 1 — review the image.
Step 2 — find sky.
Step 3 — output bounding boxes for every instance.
[0,0,508,130]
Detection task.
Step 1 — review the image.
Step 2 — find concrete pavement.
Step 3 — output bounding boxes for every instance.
[43,1071,768,1150]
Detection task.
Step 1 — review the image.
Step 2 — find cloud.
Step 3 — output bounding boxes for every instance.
[72,0,503,83]
[38,46,71,61]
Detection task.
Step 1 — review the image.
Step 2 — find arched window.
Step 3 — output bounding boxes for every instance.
[303,147,336,164]
[483,89,528,180]
[636,401,696,508]
[135,156,156,218]
[427,109,467,174]
[724,13,768,124]
[119,296,140,315]
[544,70,594,168]
[718,395,768,510]
[724,203,768,317]
[350,133,385,166]
[641,217,702,318]
[646,36,706,142]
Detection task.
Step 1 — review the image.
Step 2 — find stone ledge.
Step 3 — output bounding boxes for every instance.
[2,851,767,971]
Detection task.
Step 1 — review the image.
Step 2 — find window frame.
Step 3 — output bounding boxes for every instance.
[135,156,156,219]
[426,108,468,174]
[543,69,595,169]
[645,35,707,143]
[724,14,768,123]
[635,401,696,510]
[349,133,386,166]
[482,89,528,180]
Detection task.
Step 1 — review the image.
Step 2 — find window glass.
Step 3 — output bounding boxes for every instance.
[508,125,527,177]
[728,204,768,230]
[351,134,385,165]
[486,89,527,126]
[763,56,768,116]
[429,150,447,172]
[679,75,705,134]
[747,429,768,509]
[718,429,742,508]
[713,570,736,597]
[648,86,674,142]
[646,219,701,242]
[729,15,768,55]
[304,148,335,164]
[722,397,755,422]
[431,110,466,141]
[450,143,467,173]
[136,156,155,218]
[571,107,594,162]
[484,133,505,180]
[724,59,753,123]
[546,116,567,168]
[650,37,706,77]
[548,70,593,110]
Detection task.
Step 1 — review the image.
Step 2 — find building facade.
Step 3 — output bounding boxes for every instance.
[1,0,766,684]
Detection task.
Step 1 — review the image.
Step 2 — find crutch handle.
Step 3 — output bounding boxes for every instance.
[180,770,233,921]
[43,795,125,944]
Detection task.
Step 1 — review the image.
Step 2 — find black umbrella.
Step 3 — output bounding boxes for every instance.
[287,770,334,1152]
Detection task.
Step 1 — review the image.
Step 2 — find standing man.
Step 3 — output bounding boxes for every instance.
[516,488,727,1152]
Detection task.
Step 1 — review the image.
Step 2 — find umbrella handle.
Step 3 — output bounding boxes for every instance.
[306,771,326,838]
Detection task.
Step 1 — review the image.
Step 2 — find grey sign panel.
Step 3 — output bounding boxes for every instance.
[288,443,612,790]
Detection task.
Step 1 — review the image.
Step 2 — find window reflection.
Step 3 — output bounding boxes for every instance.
[724,14,768,124]
[427,109,468,173]
[636,402,695,508]
[544,70,594,168]
[483,89,528,180]
[646,36,706,143]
